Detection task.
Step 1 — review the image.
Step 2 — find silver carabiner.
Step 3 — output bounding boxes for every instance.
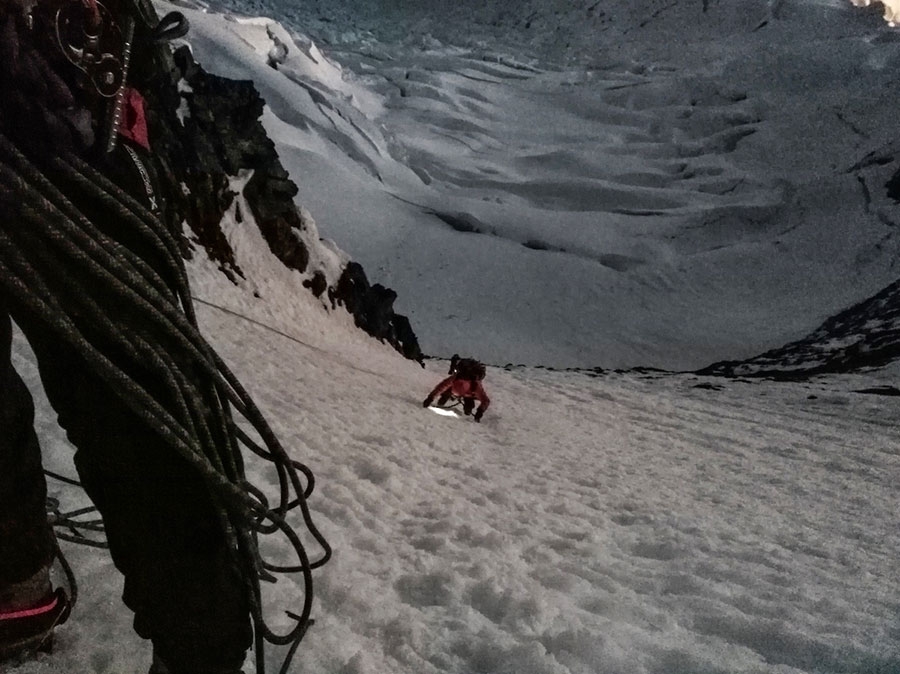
[54,0,125,98]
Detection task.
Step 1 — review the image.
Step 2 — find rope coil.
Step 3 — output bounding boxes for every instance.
[0,133,331,674]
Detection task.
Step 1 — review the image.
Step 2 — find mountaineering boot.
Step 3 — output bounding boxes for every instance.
[0,566,70,662]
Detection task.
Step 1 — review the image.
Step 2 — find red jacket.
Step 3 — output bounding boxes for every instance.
[428,376,490,414]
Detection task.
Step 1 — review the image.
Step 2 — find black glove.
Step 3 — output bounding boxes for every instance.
[423,397,433,408]
[474,410,483,422]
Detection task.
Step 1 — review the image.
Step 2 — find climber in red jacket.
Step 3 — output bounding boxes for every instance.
[423,355,490,421]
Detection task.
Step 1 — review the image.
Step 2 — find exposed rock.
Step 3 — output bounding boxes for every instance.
[173,47,312,275]
[698,279,900,379]
[334,262,425,364]
[142,47,243,280]
[887,167,900,203]
[244,170,310,273]
[139,45,421,361]
[303,271,328,298]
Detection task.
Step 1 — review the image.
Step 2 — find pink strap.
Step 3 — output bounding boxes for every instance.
[118,88,151,151]
[0,595,59,622]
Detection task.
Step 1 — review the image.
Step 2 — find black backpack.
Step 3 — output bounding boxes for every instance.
[452,357,486,382]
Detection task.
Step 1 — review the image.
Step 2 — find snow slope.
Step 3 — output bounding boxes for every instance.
[7,174,900,674]
[163,0,900,369]
[5,3,899,673]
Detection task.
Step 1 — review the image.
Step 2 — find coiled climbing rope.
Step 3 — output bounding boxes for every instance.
[0,132,331,674]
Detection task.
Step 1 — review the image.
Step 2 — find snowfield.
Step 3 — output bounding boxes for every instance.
[158,0,900,370]
[9,198,900,673]
[5,1,900,673]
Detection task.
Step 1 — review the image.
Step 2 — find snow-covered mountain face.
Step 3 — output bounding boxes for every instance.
[174,0,900,370]
[194,0,899,65]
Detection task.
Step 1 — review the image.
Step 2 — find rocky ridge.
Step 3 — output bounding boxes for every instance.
[698,279,900,379]
[143,44,423,363]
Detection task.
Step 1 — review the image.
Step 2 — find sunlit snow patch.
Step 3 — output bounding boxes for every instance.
[428,406,459,418]
[850,0,900,26]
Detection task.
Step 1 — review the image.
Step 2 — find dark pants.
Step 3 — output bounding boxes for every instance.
[0,148,253,669]
[0,313,53,586]
[0,303,252,672]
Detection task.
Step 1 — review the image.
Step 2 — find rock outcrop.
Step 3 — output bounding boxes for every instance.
[331,262,424,364]
[698,280,900,379]
[142,45,422,362]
